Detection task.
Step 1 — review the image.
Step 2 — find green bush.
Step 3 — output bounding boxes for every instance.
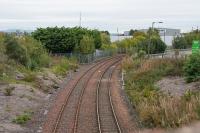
[115,29,167,54]
[79,35,95,54]
[172,36,187,49]
[137,50,146,58]
[4,35,50,70]
[13,111,32,124]
[184,53,200,82]
[23,72,36,82]
[52,58,70,76]
[5,37,29,66]
[172,30,200,49]
[32,27,102,53]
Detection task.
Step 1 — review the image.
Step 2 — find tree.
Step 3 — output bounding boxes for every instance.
[129,29,138,36]
[101,31,110,35]
[116,29,167,54]
[0,32,6,53]
[172,36,187,49]
[90,30,102,49]
[133,31,147,38]
[101,33,111,45]
[150,37,166,54]
[79,35,95,54]
[4,35,50,70]
[5,36,29,66]
[175,30,200,48]
[184,52,200,82]
[32,27,102,53]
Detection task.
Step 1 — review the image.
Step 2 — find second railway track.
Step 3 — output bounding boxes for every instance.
[97,61,122,133]
[43,56,123,133]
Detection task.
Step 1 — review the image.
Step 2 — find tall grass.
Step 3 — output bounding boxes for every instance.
[124,57,200,128]
[51,56,78,76]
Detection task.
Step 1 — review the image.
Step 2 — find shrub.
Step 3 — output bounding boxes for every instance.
[32,27,102,53]
[79,35,95,54]
[184,53,200,82]
[123,57,198,128]
[172,36,187,49]
[23,72,36,82]
[4,86,15,96]
[4,35,50,70]
[13,111,32,124]
[18,36,50,70]
[5,37,29,66]
[52,56,78,76]
[137,50,146,58]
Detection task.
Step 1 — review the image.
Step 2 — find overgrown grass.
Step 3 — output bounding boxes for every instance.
[123,57,200,128]
[0,33,79,85]
[51,56,78,76]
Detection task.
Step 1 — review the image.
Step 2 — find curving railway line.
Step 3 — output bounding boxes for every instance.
[96,61,122,133]
[43,56,124,133]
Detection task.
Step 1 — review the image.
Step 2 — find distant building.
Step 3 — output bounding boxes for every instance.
[110,33,132,42]
[124,31,130,36]
[111,28,181,45]
[139,28,181,46]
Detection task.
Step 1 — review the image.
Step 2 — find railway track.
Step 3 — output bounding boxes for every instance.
[97,62,122,133]
[73,58,122,133]
[46,56,123,133]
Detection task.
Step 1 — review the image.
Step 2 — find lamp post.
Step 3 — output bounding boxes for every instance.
[159,29,166,44]
[148,21,163,57]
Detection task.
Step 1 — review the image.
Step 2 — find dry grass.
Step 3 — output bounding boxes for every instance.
[123,57,200,128]
[137,95,200,128]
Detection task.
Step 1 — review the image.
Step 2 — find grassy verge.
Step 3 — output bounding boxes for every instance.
[51,56,78,76]
[123,56,200,128]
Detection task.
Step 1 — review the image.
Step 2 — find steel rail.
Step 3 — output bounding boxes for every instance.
[72,58,122,133]
[96,60,122,133]
[53,56,121,133]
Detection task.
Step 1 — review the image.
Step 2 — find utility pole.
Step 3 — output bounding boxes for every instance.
[148,21,163,57]
[117,28,119,41]
[79,12,82,27]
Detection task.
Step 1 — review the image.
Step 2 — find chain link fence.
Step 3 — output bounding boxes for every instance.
[52,49,118,64]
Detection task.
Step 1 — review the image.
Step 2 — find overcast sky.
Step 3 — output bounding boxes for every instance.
[0,0,200,33]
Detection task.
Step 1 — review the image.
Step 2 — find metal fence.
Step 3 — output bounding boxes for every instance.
[148,49,192,59]
[52,49,118,64]
[52,48,192,63]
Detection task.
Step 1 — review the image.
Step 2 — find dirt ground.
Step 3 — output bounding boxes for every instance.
[156,76,200,96]
[0,69,71,133]
[1,64,200,133]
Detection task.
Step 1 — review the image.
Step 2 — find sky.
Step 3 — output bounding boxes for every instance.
[0,0,200,33]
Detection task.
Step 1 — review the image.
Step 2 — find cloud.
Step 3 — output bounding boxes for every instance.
[0,0,200,32]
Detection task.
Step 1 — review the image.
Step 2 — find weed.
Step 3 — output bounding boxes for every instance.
[12,111,32,124]
[123,57,200,128]
[4,86,15,96]
[30,88,34,93]
[23,72,36,82]
[52,57,78,76]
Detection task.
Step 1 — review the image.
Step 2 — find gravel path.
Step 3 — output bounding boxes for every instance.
[111,64,139,133]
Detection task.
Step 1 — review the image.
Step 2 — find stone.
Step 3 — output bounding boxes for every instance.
[15,73,25,80]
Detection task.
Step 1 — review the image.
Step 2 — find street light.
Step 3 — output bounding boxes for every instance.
[152,21,163,31]
[148,21,164,57]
